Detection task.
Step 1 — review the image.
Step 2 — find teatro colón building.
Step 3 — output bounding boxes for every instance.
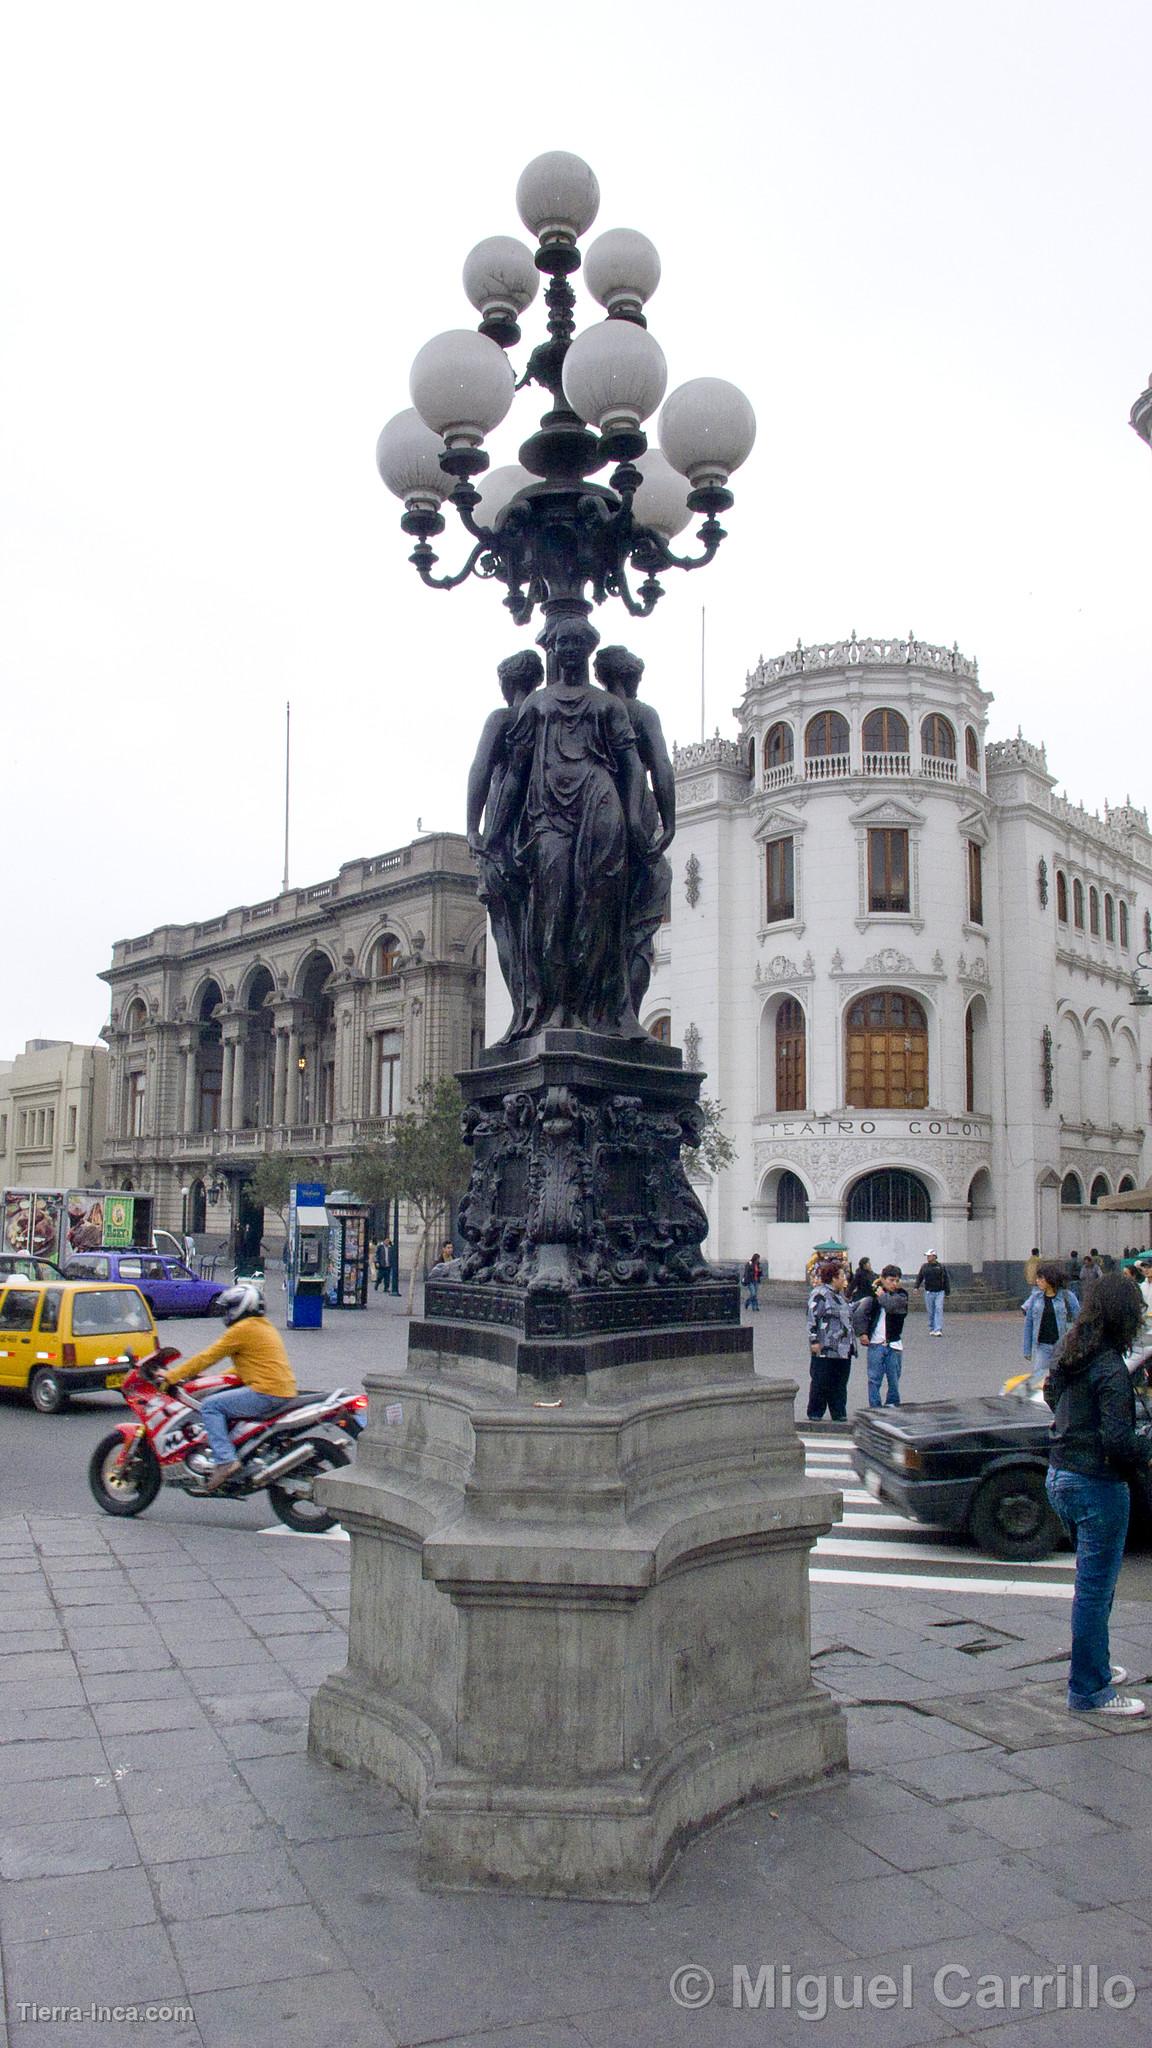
[643,632,1152,1285]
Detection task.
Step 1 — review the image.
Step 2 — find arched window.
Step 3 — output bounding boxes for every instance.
[862,708,909,756]
[776,1170,810,1223]
[1089,1174,1111,1206]
[764,722,794,770]
[920,713,956,759]
[1072,880,1084,929]
[1105,894,1116,943]
[845,1170,932,1223]
[373,932,401,977]
[648,1014,672,1044]
[775,998,806,1111]
[1121,902,1131,949]
[1056,870,1068,922]
[1119,1176,1137,1195]
[845,990,928,1109]
[124,998,147,1039]
[965,725,980,772]
[1089,887,1100,936]
[1060,1172,1084,1206]
[804,710,849,759]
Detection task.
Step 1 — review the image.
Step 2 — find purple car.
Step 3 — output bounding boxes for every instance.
[62,1252,221,1319]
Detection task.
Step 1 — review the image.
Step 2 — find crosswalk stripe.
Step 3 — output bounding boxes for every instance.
[814,1535,1075,1570]
[811,1567,1073,1598]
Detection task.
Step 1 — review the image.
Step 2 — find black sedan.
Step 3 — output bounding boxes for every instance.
[852,1381,1152,1562]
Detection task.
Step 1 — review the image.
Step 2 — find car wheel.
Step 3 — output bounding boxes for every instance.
[205,1295,221,1317]
[88,1432,162,1516]
[29,1367,70,1415]
[969,1468,1062,1561]
[267,1441,348,1534]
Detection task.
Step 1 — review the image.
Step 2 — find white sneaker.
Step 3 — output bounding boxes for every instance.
[1112,1665,1128,1685]
[1088,1694,1146,1718]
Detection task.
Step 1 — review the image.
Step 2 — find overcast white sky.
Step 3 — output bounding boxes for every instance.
[3,0,1150,1055]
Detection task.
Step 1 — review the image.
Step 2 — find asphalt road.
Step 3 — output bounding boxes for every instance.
[4,1292,1151,1601]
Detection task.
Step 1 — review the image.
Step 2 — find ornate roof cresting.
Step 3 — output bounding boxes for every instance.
[746,630,979,689]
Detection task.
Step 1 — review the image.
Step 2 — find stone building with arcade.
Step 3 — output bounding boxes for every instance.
[99,834,485,1254]
[642,633,1152,1284]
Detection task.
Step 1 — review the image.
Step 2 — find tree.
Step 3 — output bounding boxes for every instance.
[683,1096,736,1179]
[346,1077,470,1313]
[244,1154,324,1234]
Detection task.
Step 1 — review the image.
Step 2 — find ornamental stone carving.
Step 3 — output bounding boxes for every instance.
[746,631,979,688]
[683,1023,702,1071]
[677,778,714,807]
[763,955,800,981]
[861,947,916,975]
[685,853,701,907]
[671,735,747,773]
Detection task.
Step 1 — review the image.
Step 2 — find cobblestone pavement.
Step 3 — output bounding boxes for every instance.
[3,1300,1151,2044]
[4,1485,1152,2046]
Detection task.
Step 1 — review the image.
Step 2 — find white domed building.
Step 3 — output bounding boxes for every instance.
[642,633,1152,1285]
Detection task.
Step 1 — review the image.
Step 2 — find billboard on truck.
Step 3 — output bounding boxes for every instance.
[0,1189,153,1264]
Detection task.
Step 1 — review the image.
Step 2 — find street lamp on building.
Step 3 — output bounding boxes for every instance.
[207,1175,224,1208]
[1132,372,1152,454]
[375,150,756,629]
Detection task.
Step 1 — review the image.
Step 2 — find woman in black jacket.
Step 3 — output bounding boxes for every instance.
[1045,1275,1152,1717]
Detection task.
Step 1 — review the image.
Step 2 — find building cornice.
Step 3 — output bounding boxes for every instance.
[745,631,981,690]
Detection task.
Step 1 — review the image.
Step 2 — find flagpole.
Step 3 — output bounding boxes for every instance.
[700,607,706,740]
[282,701,291,893]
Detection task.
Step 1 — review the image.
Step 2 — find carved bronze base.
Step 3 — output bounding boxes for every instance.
[449,1028,738,1342]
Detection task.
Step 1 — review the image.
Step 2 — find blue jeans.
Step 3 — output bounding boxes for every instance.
[868,1344,902,1406]
[1045,1468,1130,1709]
[925,1289,945,1333]
[744,1281,759,1310]
[198,1387,287,1467]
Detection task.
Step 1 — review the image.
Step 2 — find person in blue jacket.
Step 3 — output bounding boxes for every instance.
[1022,1262,1080,1373]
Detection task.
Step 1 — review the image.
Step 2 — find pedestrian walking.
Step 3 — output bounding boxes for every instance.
[849,1257,875,1301]
[1080,1250,1103,1295]
[1024,1247,1042,1289]
[914,1249,951,1335]
[1045,1274,1152,1717]
[805,1261,856,1421]
[1021,1262,1079,1376]
[374,1236,392,1292]
[742,1252,762,1311]
[854,1265,909,1408]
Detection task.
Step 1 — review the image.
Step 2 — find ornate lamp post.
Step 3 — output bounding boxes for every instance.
[376,150,755,633]
[311,152,844,1903]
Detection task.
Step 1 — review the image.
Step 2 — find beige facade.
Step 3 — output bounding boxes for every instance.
[99,835,486,1248]
[0,1040,109,1193]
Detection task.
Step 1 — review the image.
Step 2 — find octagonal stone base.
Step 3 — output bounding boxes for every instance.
[308,1334,846,1901]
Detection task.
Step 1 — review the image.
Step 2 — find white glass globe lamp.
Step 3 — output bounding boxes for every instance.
[561,320,667,439]
[472,462,534,530]
[583,229,661,321]
[516,150,600,248]
[629,449,692,541]
[462,236,540,340]
[375,409,453,513]
[658,377,757,492]
[409,330,516,451]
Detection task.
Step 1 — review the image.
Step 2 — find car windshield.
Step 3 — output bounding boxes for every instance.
[72,1289,152,1336]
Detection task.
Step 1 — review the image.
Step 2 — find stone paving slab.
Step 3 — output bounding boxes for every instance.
[2,1506,1152,2046]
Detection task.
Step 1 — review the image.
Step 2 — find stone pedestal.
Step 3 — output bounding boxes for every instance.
[309,1326,847,1901]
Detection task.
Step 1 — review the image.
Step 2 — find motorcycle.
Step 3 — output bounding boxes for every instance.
[88,1347,367,1533]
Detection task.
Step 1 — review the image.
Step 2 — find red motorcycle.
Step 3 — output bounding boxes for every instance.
[88,1347,367,1533]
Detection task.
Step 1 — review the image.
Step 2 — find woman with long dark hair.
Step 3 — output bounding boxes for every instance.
[1045,1274,1152,1717]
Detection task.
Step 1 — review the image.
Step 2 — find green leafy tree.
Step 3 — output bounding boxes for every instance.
[683,1096,736,1179]
[347,1077,470,1312]
[245,1153,324,1233]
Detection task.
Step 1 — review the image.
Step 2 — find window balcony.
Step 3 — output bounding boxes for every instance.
[862,751,911,777]
[803,753,852,782]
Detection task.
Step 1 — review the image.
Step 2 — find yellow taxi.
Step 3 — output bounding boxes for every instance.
[0,1279,158,1414]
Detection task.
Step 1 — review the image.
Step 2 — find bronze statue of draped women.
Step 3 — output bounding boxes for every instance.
[594,646,674,1017]
[466,649,544,1041]
[484,616,650,1038]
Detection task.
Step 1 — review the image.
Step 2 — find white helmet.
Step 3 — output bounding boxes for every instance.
[217,1283,264,1326]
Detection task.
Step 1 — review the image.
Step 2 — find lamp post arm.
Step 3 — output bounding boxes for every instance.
[409,538,490,591]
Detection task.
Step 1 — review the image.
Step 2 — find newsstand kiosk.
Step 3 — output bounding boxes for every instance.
[324,1191,371,1309]
[286,1182,328,1329]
